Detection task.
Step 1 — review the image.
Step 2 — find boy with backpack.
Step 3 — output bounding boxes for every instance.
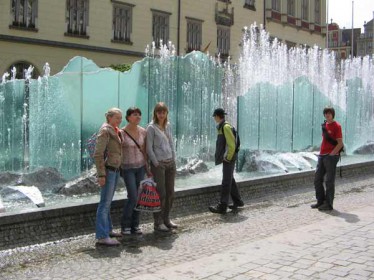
[209,108,244,214]
[312,106,344,211]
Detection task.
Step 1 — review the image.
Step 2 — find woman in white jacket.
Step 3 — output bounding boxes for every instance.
[146,102,178,232]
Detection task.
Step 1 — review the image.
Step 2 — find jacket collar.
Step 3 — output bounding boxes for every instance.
[101,123,122,143]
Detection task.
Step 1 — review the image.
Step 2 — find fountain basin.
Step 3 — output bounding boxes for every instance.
[1,159,373,251]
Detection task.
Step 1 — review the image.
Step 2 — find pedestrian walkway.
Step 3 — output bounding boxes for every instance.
[133,205,374,279]
[1,175,374,280]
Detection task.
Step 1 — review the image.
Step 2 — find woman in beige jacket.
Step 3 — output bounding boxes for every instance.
[94,108,123,246]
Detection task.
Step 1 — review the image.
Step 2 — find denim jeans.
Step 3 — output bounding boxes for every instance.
[121,165,146,230]
[314,154,340,206]
[151,160,176,227]
[96,169,120,239]
[220,157,242,206]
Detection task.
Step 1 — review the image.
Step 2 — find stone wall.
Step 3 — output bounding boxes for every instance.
[1,160,373,250]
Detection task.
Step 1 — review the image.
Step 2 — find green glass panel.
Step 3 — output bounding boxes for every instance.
[82,70,120,169]
[259,83,277,151]
[293,76,314,151]
[29,74,81,178]
[276,83,293,152]
[119,60,149,127]
[0,80,24,171]
[60,56,100,73]
[345,78,366,152]
[240,85,260,150]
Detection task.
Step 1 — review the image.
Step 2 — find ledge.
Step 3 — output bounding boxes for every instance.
[9,25,38,32]
[1,160,373,250]
[0,34,144,57]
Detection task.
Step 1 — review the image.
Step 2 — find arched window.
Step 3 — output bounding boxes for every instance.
[6,61,40,80]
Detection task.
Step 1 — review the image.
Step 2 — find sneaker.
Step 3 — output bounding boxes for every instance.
[121,228,132,235]
[208,203,227,214]
[228,201,244,210]
[96,237,120,246]
[165,220,178,229]
[131,227,143,235]
[311,202,324,209]
[318,203,333,211]
[154,224,170,232]
[109,231,122,238]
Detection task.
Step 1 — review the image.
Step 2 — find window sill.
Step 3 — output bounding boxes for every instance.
[64,32,89,39]
[111,39,133,45]
[9,25,38,32]
[243,4,256,11]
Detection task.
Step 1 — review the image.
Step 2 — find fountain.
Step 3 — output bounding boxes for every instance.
[0,25,374,214]
[6,186,45,207]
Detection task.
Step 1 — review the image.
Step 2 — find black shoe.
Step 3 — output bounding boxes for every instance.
[228,201,244,210]
[209,204,227,214]
[311,202,324,209]
[318,203,333,211]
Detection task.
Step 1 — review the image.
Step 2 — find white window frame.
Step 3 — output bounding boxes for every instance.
[66,0,89,36]
[112,2,133,42]
[186,18,203,52]
[217,25,230,56]
[152,10,170,48]
[11,0,38,28]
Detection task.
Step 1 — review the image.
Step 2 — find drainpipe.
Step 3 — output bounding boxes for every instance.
[177,0,181,55]
[263,0,266,30]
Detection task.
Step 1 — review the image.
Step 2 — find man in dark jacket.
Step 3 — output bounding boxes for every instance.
[209,108,244,214]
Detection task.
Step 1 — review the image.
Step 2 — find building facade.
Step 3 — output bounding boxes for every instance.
[0,0,326,78]
[265,0,326,49]
[357,18,374,57]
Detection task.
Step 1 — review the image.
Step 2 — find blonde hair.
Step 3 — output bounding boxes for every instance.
[105,107,122,122]
[153,102,169,127]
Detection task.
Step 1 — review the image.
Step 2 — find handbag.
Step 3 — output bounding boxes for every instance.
[134,178,161,212]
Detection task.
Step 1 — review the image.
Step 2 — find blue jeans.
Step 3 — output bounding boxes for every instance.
[95,169,119,239]
[121,165,146,230]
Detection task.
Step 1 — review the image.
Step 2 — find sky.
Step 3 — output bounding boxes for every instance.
[329,0,374,29]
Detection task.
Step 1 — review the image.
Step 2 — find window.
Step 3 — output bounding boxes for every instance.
[66,0,89,36]
[112,3,133,43]
[244,0,256,10]
[272,0,280,12]
[7,62,39,80]
[186,18,202,52]
[152,10,170,48]
[315,0,321,24]
[11,0,38,29]
[301,0,309,21]
[217,25,230,57]
[287,0,295,17]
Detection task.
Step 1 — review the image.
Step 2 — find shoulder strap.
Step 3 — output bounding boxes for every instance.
[124,130,141,150]
[321,121,338,146]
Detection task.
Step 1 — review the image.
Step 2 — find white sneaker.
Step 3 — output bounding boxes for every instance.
[154,224,170,232]
[121,228,132,235]
[97,237,120,246]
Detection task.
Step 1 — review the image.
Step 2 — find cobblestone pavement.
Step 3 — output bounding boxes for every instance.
[1,174,374,280]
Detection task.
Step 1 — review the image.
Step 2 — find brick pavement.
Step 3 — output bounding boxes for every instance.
[1,175,374,280]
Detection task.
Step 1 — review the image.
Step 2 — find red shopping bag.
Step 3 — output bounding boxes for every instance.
[134,178,161,212]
